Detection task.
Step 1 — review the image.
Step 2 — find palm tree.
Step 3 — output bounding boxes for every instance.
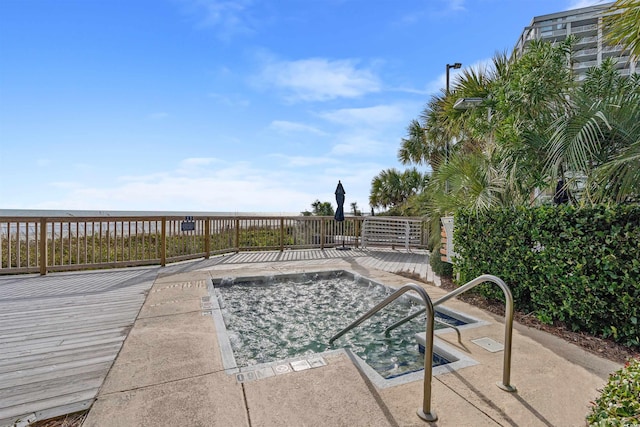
[546,61,640,203]
[603,0,640,58]
[369,168,428,213]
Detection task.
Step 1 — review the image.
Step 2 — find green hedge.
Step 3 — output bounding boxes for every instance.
[429,245,453,278]
[453,204,640,348]
[587,358,640,426]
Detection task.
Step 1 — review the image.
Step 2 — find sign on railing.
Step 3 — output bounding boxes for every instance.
[181,216,195,231]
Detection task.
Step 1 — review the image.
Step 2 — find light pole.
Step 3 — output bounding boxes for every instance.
[445,63,461,94]
[444,63,461,193]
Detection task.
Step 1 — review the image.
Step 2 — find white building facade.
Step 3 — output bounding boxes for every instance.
[514,2,639,80]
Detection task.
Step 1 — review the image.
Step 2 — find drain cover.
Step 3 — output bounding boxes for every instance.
[274,364,292,375]
[308,357,327,368]
[471,337,504,353]
[291,360,311,371]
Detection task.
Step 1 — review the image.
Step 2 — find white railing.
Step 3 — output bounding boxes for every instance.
[360,217,427,250]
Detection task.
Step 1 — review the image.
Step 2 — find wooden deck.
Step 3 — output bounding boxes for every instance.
[0,248,433,426]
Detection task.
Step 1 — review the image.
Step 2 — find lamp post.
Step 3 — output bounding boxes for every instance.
[445,62,461,94]
[444,63,461,193]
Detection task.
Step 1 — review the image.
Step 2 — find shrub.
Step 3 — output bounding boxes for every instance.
[430,245,453,278]
[587,358,640,426]
[453,204,640,347]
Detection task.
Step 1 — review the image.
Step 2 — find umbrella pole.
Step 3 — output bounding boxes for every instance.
[337,219,350,250]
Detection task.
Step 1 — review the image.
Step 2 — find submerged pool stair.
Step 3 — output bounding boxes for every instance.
[329,274,517,424]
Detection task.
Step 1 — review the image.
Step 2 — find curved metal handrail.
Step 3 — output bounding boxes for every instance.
[328,283,438,422]
[383,274,517,392]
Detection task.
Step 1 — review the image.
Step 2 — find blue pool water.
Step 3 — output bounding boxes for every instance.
[214,271,471,379]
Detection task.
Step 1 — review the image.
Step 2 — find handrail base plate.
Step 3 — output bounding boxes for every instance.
[417,409,438,422]
[497,382,517,393]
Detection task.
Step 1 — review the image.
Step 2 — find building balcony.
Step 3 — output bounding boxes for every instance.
[575,35,598,46]
[573,59,599,70]
[574,47,598,60]
[571,23,598,35]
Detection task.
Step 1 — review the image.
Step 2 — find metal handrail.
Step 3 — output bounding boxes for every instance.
[386,312,462,343]
[435,318,462,344]
[328,283,438,422]
[383,274,517,392]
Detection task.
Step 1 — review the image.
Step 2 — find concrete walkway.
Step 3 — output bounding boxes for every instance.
[82,259,619,427]
[0,248,433,426]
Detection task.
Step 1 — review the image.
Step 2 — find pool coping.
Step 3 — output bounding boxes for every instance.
[207,270,483,389]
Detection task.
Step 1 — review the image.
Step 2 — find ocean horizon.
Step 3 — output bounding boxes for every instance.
[0,209,302,218]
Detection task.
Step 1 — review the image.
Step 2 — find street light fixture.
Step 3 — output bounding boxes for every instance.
[453,97,484,110]
[445,62,462,94]
[444,62,461,194]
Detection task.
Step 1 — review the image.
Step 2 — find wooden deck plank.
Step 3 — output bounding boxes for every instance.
[0,267,156,426]
[1,359,113,389]
[0,248,434,425]
[0,371,105,408]
[0,344,121,373]
[0,392,96,426]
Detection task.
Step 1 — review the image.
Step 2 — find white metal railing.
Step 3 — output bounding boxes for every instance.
[575,47,598,58]
[571,23,597,34]
[576,35,598,45]
[360,217,427,250]
[574,59,599,69]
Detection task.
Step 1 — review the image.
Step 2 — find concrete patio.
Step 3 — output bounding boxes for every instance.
[0,249,620,426]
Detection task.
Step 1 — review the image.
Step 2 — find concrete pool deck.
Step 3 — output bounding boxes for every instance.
[80,258,620,427]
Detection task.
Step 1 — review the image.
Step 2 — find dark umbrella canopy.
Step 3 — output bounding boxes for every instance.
[334,180,345,222]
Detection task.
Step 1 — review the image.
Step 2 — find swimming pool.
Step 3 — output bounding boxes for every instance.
[210,270,479,384]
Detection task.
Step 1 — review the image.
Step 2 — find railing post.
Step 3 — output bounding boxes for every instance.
[320,218,325,250]
[235,218,240,252]
[160,217,167,267]
[39,218,47,276]
[353,218,359,248]
[328,284,437,422]
[280,218,284,252]
[204,218,211,259]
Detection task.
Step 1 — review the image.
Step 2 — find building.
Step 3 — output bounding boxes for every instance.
[514,2,639,80]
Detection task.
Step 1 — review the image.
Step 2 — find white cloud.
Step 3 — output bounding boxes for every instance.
[268,120,327,135]
[208,92,251,108]
[185,0,255,39]
[330,133,390,156]
[32,157,391,214]
[447,0,466,12]
[270,154,338,167]
[179,157,220,168]
[318,105,406,128]
[566,0,607,10]
[258,57,381,102]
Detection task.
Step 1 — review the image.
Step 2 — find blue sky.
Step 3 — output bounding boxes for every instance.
[0,0,605,214]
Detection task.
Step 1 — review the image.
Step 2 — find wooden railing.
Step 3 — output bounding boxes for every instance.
[0,215,426,275]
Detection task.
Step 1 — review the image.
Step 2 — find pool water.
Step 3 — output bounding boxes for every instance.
[214,271,468,379]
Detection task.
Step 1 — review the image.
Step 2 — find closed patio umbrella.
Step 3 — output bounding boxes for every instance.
[334,181,350,250]
[334,180,345,222]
